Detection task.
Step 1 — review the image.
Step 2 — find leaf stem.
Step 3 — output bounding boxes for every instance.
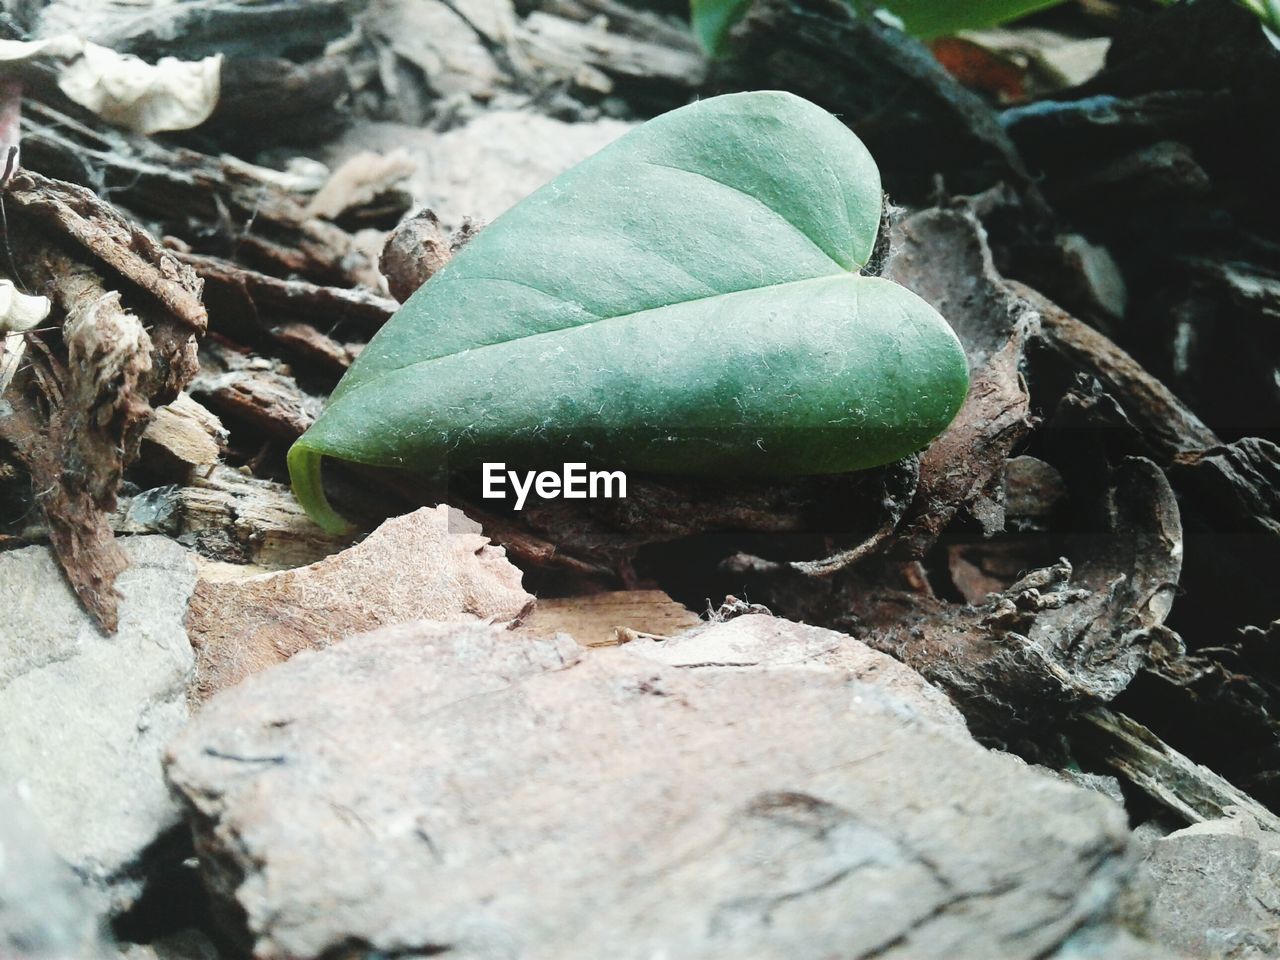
[287,442,355,535]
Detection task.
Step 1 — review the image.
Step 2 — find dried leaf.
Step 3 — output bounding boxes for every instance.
[0,35,220,133]
[885,203,1038,554]
[0,280,51,395]
[59,43,221,134]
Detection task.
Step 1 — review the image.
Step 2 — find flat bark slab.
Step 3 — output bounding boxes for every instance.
[167,617,1153,960]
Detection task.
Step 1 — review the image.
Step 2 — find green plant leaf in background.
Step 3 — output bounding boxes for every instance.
[1236,0,1280,35]
[691,0,754,55]
[690,0,1071,56]
[288,92,969,533]
[873,0,1070,40]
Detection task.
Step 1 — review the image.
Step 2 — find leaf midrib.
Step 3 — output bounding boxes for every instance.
[333,272,866,406]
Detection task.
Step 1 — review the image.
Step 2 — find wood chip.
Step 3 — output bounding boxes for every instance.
[140,392,226,471]
[186,505,534,701]
[516,590,702,647]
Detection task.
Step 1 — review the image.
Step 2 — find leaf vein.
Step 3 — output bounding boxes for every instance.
[639,159,847,270]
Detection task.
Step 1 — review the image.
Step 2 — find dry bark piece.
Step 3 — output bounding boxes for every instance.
[16,291,147,631]
[267,322,360,373]
[5,171,206,331]
[362,0,513,105]
[1073,707,1280,834]
[519,9,707,95]
[1141,812,1280,957]
[634,613,969,734]
[0,197,203,631]
[1119,440,1280,806]
[1020,280,1218,461]
[1135,618,1280,812]
[177,251,395,337]
[34,0,355,63]
[139,392,226,474]
[852,457,1183,739]
[186,505,534,701]
[190,339,322,442]
[1140,258,1280,444]
[114,463,354,570]
[19,100,379,290]
[516,589,702,646]
[1168,437,1280,632]
[1027,455,1182,691]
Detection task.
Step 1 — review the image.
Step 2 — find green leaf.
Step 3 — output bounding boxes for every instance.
[691,0,753,55]
[877,0,1069,39]
[689,0,1072,56]
[289,92,969,533]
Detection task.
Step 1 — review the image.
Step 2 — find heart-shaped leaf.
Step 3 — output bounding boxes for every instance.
[289,91,968,533]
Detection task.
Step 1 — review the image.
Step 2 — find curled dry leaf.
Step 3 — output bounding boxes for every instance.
[59,43,221,135]
[885,202,1038,555]
[0,34,220,134]
[185,505,534,702]
[0,280,51,395]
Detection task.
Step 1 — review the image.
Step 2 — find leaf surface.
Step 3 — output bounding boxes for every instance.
[289,92,968,532]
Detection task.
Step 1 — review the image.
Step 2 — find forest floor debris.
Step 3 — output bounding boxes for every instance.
[0,0,1277,958]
